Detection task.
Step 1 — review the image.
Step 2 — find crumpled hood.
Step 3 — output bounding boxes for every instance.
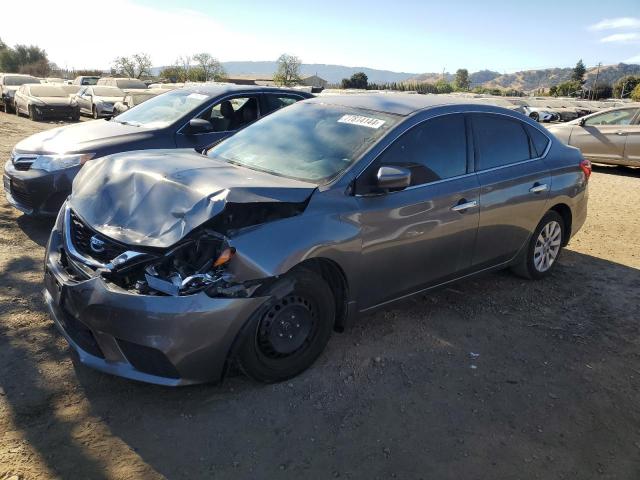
[69,149,317,248]
[14,120,145,154]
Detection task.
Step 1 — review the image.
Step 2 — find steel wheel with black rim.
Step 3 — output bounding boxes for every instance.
[512,210,565,280]
[237,267,334,382]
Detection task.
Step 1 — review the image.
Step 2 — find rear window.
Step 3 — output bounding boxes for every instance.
[4,75,39,86]
[526,125,550,157]
[472,114,532,170]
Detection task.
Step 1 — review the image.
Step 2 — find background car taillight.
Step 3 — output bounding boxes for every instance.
[580,159,592,181]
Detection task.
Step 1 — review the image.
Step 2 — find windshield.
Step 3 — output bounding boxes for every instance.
[131,93,156,105]
[4,75,39,86]
[29,86,67,97]
[116,79,146,89]
[81,77,99,85]
[93,87,124,97]
[114,89,210,128]
[207,102,400,184]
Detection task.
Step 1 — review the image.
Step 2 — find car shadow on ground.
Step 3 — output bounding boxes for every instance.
[592,164,640,178]
[2,248,639,478]
[15,214,55,248]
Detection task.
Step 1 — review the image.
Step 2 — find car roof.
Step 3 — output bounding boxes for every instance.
[306,93,473,116]
[180,83,311,96]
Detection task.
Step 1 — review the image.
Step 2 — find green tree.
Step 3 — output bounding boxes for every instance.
[572,59,586,83]
[112,53,152,78]
[0,43,48,73]
[341,72,368,89]
[556,80,583,97]
[273,54,301,86]
[159,65,185,82]
[549,85,558,96]
[631,84,640,101]
[435,79,454,94]
[193,53,226,81]
[454,68,470,91]
[613,75,640,98]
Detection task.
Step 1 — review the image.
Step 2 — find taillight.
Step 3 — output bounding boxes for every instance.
[580,159,592,181]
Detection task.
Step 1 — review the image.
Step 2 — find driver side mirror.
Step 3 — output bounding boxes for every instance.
[188,118,213,134]
[376,166,411,190]
[578,117,586,127]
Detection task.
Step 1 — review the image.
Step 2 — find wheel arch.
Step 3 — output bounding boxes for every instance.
[291,257,350,332]
[548,203,572,246]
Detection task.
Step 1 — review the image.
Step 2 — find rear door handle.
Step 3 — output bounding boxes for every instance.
[529,183,549,194]
[451,200,478,212]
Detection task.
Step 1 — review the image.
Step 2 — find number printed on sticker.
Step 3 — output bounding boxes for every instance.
[338,114,386,129]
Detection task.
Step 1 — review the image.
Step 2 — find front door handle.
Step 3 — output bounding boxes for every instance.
[529,183,549,194]
[451,199,478,212]
[615,130,627,136]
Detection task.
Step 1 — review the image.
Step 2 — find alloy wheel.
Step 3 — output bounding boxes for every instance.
[533,220,562,272]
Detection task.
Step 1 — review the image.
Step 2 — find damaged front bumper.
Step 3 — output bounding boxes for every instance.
[44,224,269,386]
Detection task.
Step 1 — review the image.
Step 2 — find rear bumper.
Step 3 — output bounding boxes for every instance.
[44,228,268,386]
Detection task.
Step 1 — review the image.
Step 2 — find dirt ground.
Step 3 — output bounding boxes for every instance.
[1,111,639,480]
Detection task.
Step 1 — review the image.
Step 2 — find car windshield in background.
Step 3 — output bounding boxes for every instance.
[113,89,211,128]
[4,76,39,86]
[207,103,400,184]
[131,94,156,105]
[82,78,99,85]
[93,87,124,97]
[116,80,146,89]
[30,86,67,97]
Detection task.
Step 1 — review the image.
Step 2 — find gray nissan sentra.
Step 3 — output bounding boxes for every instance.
[43,94,590,386]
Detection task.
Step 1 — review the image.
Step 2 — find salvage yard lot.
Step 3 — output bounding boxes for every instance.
[1,111,639,479]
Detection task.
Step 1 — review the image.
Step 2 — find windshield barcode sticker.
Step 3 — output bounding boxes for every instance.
[338,114,385,129]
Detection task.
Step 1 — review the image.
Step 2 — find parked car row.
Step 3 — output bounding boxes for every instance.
[3,85,591,387]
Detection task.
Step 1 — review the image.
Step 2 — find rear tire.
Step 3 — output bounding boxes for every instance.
[512,211,564,280]
[92,106,99,119]
[15,103,20,116]
[237,267,335,383]
[3,100,12,113]
[530,112,540,122]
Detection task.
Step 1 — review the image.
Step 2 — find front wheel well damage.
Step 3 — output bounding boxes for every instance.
[292,258,349,333]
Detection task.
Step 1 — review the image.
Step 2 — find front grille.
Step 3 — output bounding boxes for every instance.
[117,339,180,379]
[10,182,34,208]
[69,210,127,263]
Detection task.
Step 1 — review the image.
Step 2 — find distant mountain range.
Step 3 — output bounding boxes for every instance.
[407,63,640,91]
[151,62,640,92]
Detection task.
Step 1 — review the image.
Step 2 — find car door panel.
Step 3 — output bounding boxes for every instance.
[474,161,551,267]
[622,126,640,164]
[471,114,551,268]
[570,125,627,163]
[356,176,480,308]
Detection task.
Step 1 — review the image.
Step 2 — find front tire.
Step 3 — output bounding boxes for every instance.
[28,105,40,121]
[529,112,540,122]
[237,268,335,383]
[92,106,99,119]
[512,211,564,280]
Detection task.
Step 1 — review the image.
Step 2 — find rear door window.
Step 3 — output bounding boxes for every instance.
[472,114,532,170]
[262,94,302,115]
[584,108,639,126]
[525,124,550,157]
[204,96,259,132]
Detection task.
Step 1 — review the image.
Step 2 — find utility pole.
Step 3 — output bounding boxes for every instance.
[590,62,602,100]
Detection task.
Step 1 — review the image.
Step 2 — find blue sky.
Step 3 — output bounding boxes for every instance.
[4,0,640,72]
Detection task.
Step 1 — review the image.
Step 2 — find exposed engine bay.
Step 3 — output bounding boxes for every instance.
[61,200,307,297]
